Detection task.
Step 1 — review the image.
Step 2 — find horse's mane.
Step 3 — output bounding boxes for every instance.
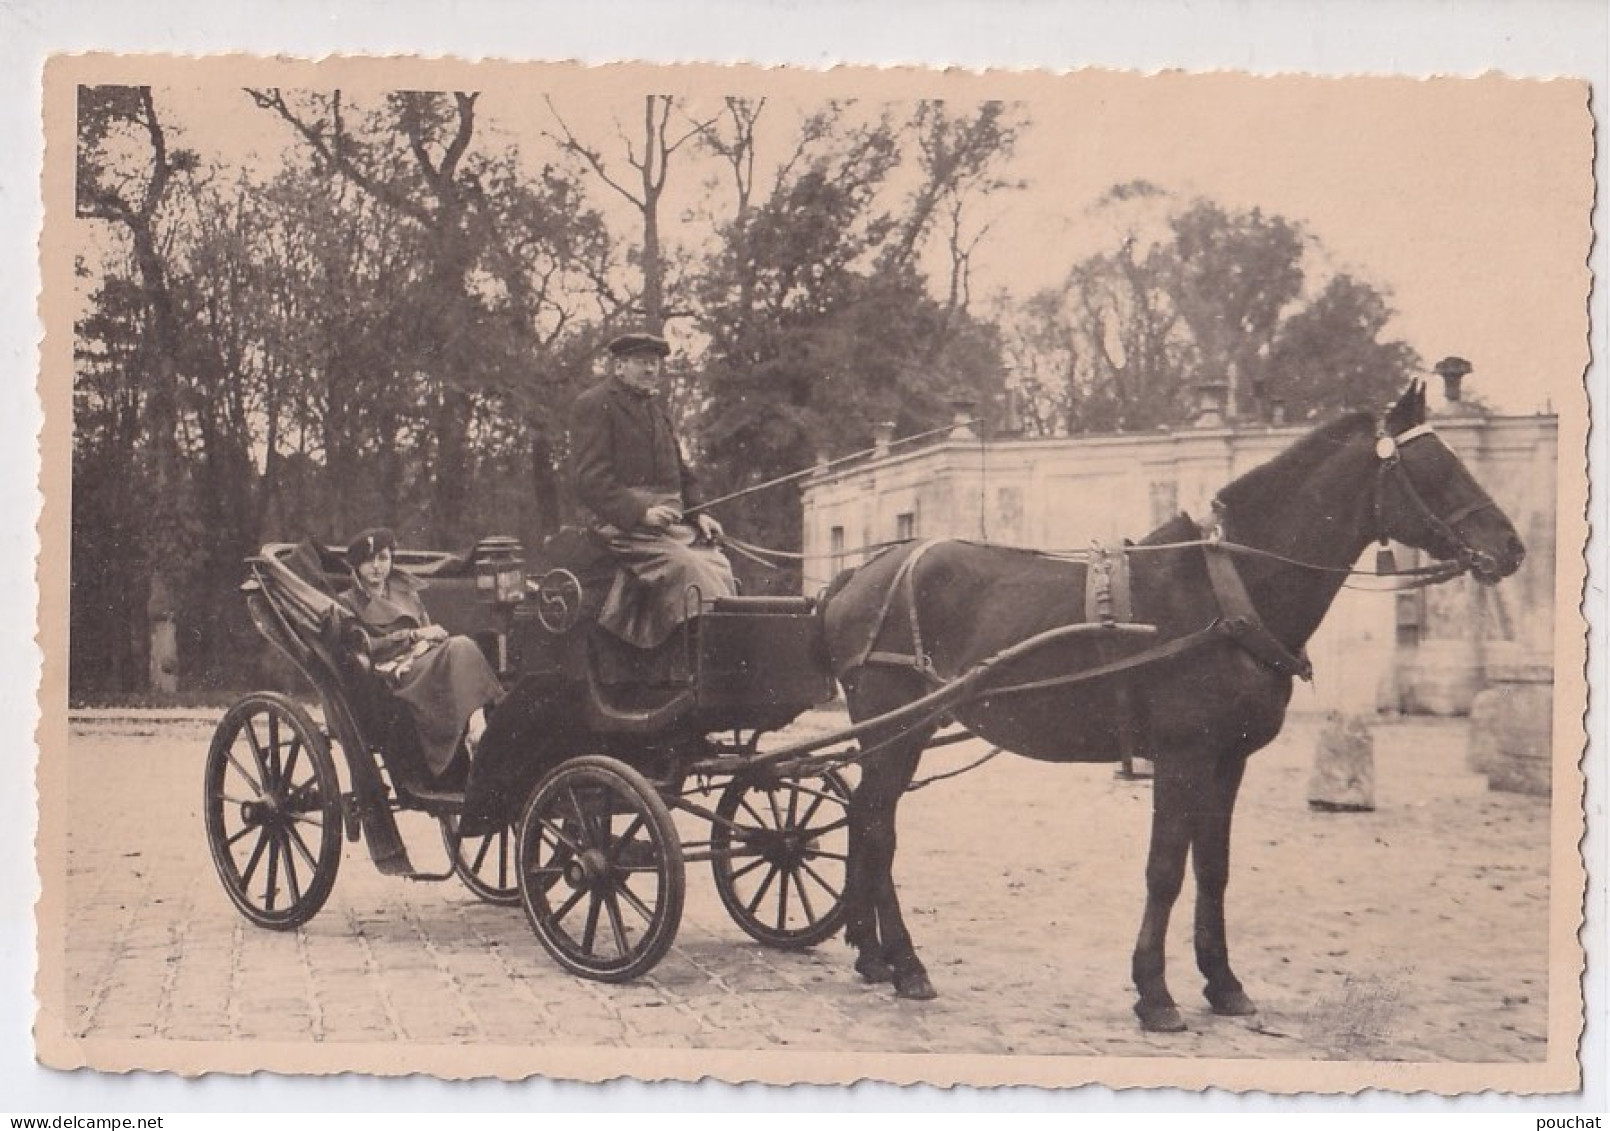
[1214,411,1376,516]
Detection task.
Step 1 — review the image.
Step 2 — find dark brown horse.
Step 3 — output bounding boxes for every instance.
[820,383,1525,1031]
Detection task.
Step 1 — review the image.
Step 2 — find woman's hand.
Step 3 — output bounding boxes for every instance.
[642,503,681,530]
[417,624,449,644]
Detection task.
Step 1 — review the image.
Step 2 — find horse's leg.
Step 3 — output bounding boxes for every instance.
[838,674,932,993]
[853,735,932,998]
[842,753,888,985]
[1191,751,1257,1017]
[1131,752,1198,1032]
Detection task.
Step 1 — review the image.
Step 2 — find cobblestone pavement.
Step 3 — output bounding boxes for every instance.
[49,708,1555,1077]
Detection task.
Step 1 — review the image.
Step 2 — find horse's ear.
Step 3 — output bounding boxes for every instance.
[1384,380,1426,434]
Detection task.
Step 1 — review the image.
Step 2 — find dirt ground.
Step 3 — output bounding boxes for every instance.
[44,706,1561,1087]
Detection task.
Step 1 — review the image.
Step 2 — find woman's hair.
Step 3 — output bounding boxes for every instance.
[346,527,397,569]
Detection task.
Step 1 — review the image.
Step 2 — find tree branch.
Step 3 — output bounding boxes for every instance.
[246,87,435,226]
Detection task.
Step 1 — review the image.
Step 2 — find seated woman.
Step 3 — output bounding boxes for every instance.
[341,528,504,779]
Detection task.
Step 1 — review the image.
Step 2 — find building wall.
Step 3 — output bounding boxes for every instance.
[800,412,1558,716]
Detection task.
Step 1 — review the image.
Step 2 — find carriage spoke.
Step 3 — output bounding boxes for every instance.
[266,713,284,786]
[279,830,303,904]
[238,826,271,888]
[243,721,274,796]
[225,823,258,848]
[743,861,780,915]
[223,753,264,798]
[581,892,604,954]
[493,828,511,889]
[774,861,792,926]
[737,796,771,829]
[785,787,801,835]
[806,816,851,838]
[549,883,586,925]
[263,826,281,911]
[602,887,632,957]
[788,866,819,925]
[468,831,494,874]
[281,736,303,788]
[609,815,649,866]
[537,816,584,856]
[285,821,320,871]
[726,855,769,883]
[613,875,656,924]
[799,858,845,901]
[565,787,603,850]
[794,789,827,831]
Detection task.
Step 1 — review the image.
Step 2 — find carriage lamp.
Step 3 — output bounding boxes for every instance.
[474,537,527,606]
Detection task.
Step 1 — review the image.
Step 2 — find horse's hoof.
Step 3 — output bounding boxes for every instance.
[894,970,938,1001]
[1135,1001,1187,1033]
[1207,987,1258,1017]
[855,954,893,984]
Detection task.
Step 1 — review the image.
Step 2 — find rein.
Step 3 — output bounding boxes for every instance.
[726,420,1490,595]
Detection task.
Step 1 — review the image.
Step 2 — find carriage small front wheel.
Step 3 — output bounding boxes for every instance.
[711,768,851,949]
[515,755,685,982]
[203,692,343,930]
[440,816,521,906]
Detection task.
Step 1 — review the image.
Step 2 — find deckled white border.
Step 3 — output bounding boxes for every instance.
[3,0,1604,1115]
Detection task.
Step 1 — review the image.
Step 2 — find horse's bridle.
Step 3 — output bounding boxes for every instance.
[1373,422,1504,577]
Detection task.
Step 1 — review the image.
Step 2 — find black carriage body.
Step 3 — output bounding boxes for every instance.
[692,599,835,733]
[214,534,853,977]
[246,535,838,782]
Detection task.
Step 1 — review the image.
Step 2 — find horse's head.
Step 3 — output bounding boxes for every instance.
[1373,382,1525,584]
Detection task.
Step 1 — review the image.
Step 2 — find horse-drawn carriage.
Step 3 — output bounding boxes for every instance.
[205,384,1527,1028]
[204,528,854,981]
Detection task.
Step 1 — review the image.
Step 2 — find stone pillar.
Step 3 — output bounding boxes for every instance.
[1308,710,1376,811]
[872,422,895,458]
[1468,656,1553,796]
[146,571,179,695]
[1193,381,1229,428]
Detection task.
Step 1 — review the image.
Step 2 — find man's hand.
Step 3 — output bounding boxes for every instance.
[642,503,681,530]
[692,512,724,542]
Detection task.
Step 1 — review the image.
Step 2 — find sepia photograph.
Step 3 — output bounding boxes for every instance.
[11,1,1604,1114]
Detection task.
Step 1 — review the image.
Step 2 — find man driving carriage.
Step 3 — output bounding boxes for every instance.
[568,329,737,650]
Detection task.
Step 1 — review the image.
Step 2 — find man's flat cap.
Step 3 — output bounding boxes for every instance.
[606,331,671,358]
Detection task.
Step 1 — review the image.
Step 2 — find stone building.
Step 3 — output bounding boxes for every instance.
[798,389,1558,790]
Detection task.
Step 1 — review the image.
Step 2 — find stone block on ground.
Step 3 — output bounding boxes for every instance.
[1308,711,1376,812]
[1469,663,1553,796]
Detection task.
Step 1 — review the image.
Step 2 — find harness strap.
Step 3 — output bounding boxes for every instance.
[850,538,948,680]
[979,623,1224,700]
[1200,516,1315,682]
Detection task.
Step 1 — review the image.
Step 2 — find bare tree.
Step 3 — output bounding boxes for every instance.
[76,84,197,692]
[545,94,718,330]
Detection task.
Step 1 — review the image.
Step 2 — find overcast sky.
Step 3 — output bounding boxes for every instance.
[127,62,1593,416]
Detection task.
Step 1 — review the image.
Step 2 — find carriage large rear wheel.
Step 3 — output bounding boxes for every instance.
[711,768,851,949]
[440,816,521,906]
[204,692,343,930]
[515,756,685,982]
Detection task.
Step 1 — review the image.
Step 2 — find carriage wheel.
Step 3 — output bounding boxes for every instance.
[516,756,685,982]
[439,816,521,906]
[203,692,343,930]
[711,768,851,950]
